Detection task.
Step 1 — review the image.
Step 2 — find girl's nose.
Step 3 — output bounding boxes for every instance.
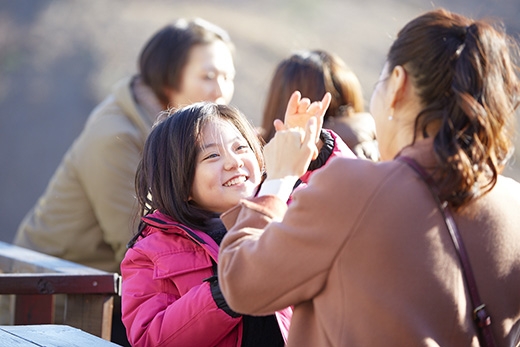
[224,153,244,170]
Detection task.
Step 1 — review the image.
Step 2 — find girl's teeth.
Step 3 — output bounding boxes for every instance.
[225,176,245,186]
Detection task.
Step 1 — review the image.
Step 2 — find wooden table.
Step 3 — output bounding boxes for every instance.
[0,325,121,346]
[0,241,120,339]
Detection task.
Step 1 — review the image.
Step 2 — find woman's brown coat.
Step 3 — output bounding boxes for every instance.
[219,139,520,347]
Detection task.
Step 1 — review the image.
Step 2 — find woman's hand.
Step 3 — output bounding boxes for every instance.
[283,91,331,144]
[263,117,319,180]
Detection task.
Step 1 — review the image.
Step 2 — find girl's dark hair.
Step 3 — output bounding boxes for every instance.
[135,102,264,232]
[261,50,365,142]
[387,8,520,210]
[138,18,234,108]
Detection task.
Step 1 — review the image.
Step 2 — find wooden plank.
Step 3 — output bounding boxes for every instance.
[0,273,120,294]
[0,329,31,346]
[14,295,54,325]
[0,241,108,274]
[0,325,121,346]
[65,294,114,340]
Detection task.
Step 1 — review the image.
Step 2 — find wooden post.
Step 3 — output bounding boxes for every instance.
[14,295,54,324]
[65,294,114,340]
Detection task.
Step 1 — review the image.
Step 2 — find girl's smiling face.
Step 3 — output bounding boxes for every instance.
[189,118,262,213]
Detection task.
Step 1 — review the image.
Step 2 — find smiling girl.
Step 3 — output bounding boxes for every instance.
[120,93,354,346]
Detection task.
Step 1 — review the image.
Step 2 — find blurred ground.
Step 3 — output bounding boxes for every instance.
[1,0,519,242]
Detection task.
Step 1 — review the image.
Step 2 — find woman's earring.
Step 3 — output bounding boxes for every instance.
[388,115,393,121]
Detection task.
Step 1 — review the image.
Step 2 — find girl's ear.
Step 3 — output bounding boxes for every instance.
[387,65,408,109]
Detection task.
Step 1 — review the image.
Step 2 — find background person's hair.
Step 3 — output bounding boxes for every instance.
[138,18,234,108]
[261,50,365,142]
[135,102,263,232]
[386,8,520,210]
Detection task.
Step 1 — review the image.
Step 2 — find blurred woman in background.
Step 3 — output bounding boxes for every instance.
[260,49,379,161]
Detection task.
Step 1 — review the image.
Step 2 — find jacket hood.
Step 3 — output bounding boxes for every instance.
[140,210,221,259]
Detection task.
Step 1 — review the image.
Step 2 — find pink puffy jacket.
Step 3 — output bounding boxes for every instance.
[121,211,292,346]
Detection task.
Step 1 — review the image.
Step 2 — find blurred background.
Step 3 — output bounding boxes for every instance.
[1,0,519,242]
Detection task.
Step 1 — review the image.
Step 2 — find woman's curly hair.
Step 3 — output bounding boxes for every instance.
[387,9,520,210]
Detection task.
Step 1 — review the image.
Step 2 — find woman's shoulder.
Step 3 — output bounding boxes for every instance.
[498,174,520,188]
[308,157,407,199]
[491,174,520,204]
[321,156,400,178]
[84,99,142,139]
[82,77,152,139]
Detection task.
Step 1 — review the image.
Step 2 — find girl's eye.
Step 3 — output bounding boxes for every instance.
[202,153,219,161]
[236,144,250,152]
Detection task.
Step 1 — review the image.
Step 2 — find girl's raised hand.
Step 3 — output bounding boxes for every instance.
[263,117,319,180]
[283,91,331,143]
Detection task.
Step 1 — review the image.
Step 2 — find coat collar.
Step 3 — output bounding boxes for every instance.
[141,211,221,260]
[112,76,163,142]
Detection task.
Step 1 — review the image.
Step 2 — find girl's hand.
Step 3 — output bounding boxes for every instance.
[283,91,331,144]
[263,117,319,180]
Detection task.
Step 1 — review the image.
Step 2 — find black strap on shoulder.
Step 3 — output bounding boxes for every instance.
[398,156,496,347]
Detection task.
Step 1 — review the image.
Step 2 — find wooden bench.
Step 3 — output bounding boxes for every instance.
[0,324,121,346]
[0,241,121,341]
